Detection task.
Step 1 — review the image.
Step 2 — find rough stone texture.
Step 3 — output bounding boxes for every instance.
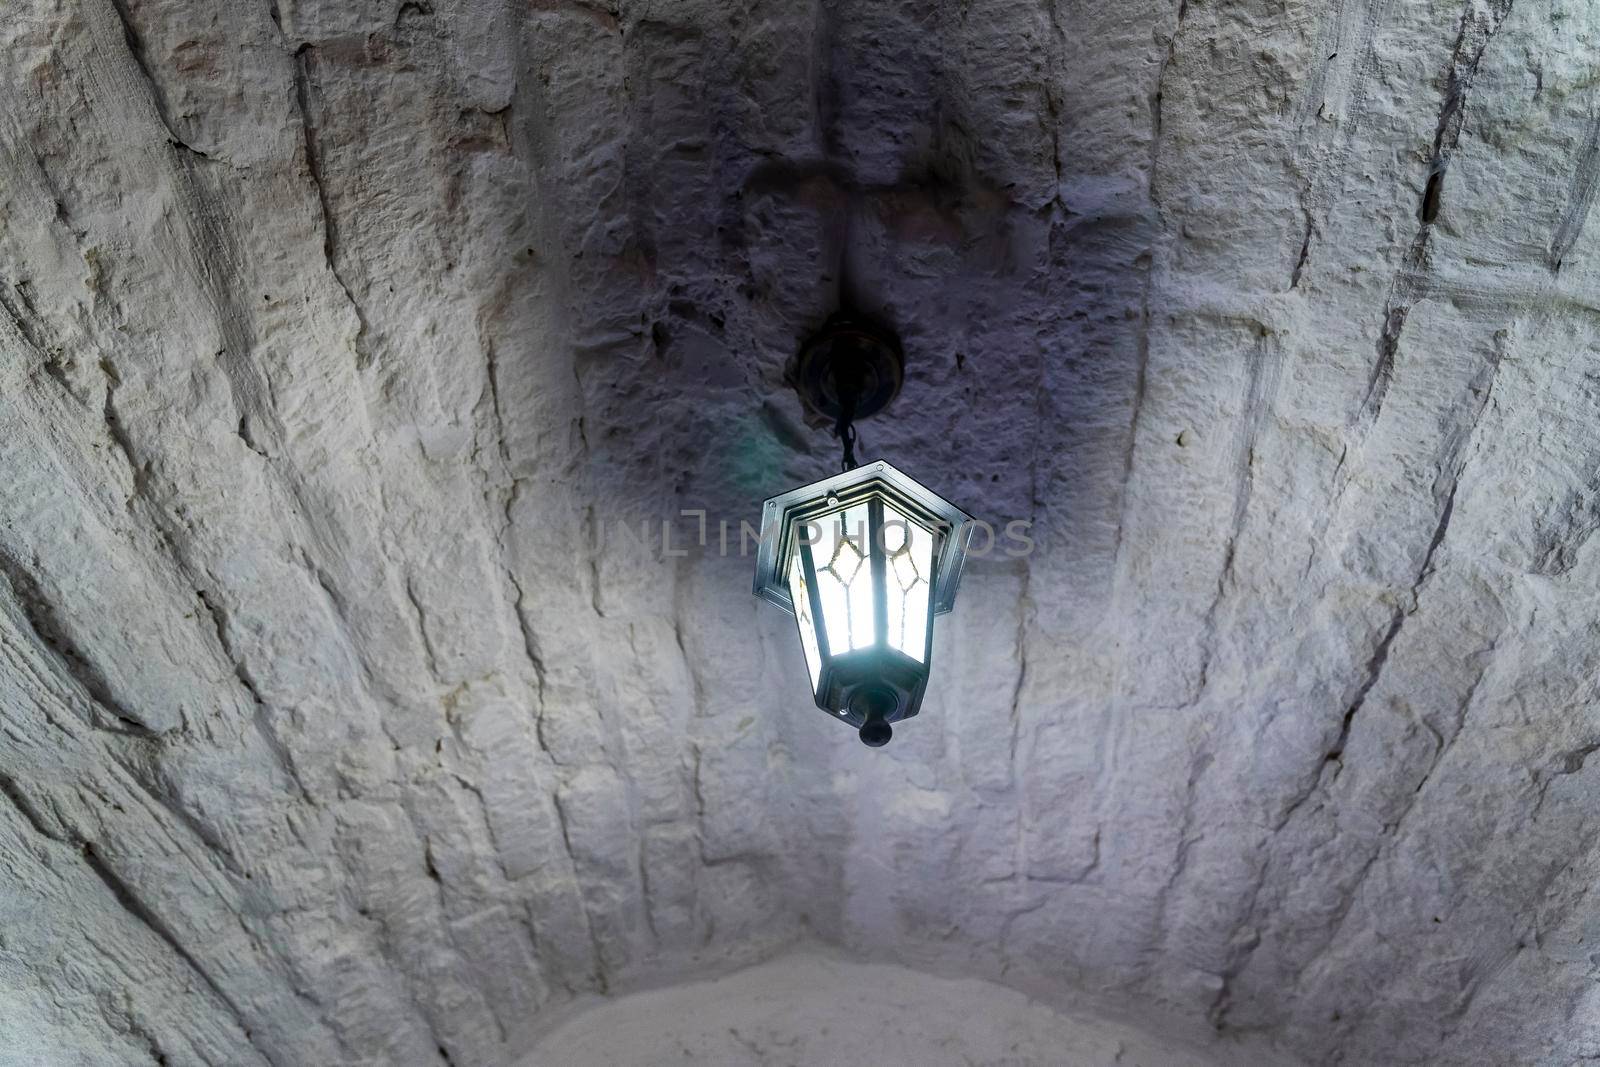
[1,0,1598,1065]
[522,946,1292,1065]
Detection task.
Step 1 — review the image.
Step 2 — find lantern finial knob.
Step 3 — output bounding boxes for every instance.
[858,719,893,747]
[851,686,898,747]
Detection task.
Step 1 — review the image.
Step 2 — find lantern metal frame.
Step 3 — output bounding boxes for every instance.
[753,460,972,616]
[753,459,973,744]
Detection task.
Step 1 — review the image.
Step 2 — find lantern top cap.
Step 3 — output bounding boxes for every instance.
[752,459,974,618]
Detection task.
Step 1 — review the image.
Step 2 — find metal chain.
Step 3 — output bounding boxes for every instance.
[837,420,858,471]
[835,390,859,471]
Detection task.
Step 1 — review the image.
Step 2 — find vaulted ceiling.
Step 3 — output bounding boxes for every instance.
[3,0,1598,1063]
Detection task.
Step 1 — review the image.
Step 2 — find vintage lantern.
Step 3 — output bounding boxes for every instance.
[753,314,972,747]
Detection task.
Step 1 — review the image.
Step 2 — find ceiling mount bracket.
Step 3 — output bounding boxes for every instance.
[789,313,905,424]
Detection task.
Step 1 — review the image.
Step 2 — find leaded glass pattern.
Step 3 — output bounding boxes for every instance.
[787,551,822,691]
[882,504,934,662]
[811,502,875,653]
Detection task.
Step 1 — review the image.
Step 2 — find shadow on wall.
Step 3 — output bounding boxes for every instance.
[504,4,1158,560]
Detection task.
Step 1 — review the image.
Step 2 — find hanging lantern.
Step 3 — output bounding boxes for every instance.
[753,314,973,747]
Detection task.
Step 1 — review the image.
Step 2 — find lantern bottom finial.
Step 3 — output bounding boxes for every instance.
[858,719,893,747]
[851,685,898,747]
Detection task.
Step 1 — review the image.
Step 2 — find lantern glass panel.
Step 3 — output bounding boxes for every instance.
[787,554,823,691]
[811,502,876,654]
[882,503,935,661]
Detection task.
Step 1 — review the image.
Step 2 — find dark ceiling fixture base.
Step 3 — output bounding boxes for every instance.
[789,313,904,424]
